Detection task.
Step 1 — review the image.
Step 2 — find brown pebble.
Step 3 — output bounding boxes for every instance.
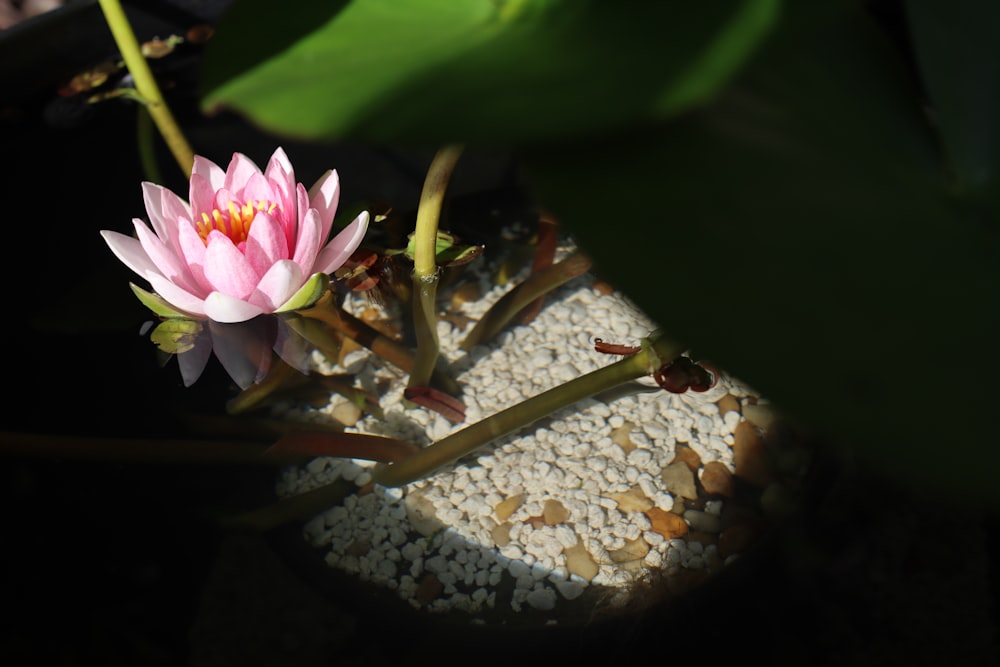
[608,487,654,513]
[700,461,735,498]
[670,444,702,471]
[415,574,444,605]
[608,537,650,563]
[491,522,513,547]
[564,542,600,581]
[543,498,570,525]
[661,460,698,500]
[644,507,689,538]
[716,393,741,416]
[733,420,773,487]
[495,493,526,521]
[610,422,638,453]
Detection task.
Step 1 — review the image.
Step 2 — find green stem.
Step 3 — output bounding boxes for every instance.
[407,144,464,390]
[460,250,592,351]
[413,145,464,278]
[372,334,684,487]
[98,0,195,178]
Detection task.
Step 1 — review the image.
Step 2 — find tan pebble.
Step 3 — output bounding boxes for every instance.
[495,493,526,521]
[542,498,570,525]
[644,507,689,538]
[345,535,371,557]
[718,522,760,559]
[591,280,615,296]
[700,461,735,498]
[491,522,513,547]
[608,487,654,513]
[610,422,637,453]
[742,402,777,430]
[563,542,600,582]
[450,282,481,308]
[331,400,362,427]
[661,460,698,500]
[404,490,445,537]
[733,420,773,487]
[415,574,444,605]
[608,537,650,563]
[670,444,702,471]
[716,393,741,416]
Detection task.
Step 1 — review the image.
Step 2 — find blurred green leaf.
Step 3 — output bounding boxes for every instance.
[521,3,1000,502]
[905,0,1000,194]
[200,0,779,142]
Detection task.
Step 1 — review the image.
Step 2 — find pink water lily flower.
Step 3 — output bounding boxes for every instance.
[101,147,369,323]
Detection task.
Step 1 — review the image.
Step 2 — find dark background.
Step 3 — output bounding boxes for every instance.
[1,2,997,665]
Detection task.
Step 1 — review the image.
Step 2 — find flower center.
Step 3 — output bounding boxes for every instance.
[197,199,278,245]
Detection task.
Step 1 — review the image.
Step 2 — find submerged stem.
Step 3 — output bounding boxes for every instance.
[98,0,195,177]
[372,334,684,487]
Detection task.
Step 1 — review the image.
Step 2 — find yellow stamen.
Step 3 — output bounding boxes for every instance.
[196,199,279,245]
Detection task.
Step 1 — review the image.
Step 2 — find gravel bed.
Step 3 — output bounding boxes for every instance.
[274,240,771,622]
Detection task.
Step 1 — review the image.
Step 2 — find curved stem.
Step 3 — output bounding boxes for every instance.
[98,0,195,178]
[407,144,464,391]
[372,334,685,487]
[460,250,592,351]
[413,145,465,278]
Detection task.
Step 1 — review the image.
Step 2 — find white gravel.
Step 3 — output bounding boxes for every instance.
[274,239,763,618]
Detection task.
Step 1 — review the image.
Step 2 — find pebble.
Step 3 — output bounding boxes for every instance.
[274,239,772,619]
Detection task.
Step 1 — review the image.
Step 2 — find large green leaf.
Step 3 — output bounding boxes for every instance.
[520,3,1000,502]
[905,0,1000,194]
[200,0,779,142]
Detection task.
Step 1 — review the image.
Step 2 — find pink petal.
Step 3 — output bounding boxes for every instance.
[291,208,322,272]
[203,291,266,323]
[189,172,218,215]
[224,152,262,195]
[307,169,340,241]
[241,171,278,210]
[203,231,260,299]
[191,154,226,193]
[142,183,191,242]
[101,229,158,279]
[250,259,303,311]
[263,147,295,205]
[131,219,201,294]
[176,221,212,296]
[146,272,208,318]
[243,210,288,276]
[314,211,369,274]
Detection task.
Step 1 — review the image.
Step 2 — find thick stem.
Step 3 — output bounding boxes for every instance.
[460,250,592,351]
[98,0,195,178]
[413,145,465,278]
[407,144,464,390]
[372,334,684,487]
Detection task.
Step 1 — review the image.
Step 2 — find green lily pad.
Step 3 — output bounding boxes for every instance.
[199,0,779,142]
[521,2,1000,503]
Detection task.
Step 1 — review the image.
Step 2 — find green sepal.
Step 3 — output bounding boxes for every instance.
[387,231,484,267]
[130,282,191,319]
[149,318,203,354]
[277,272,330,313]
